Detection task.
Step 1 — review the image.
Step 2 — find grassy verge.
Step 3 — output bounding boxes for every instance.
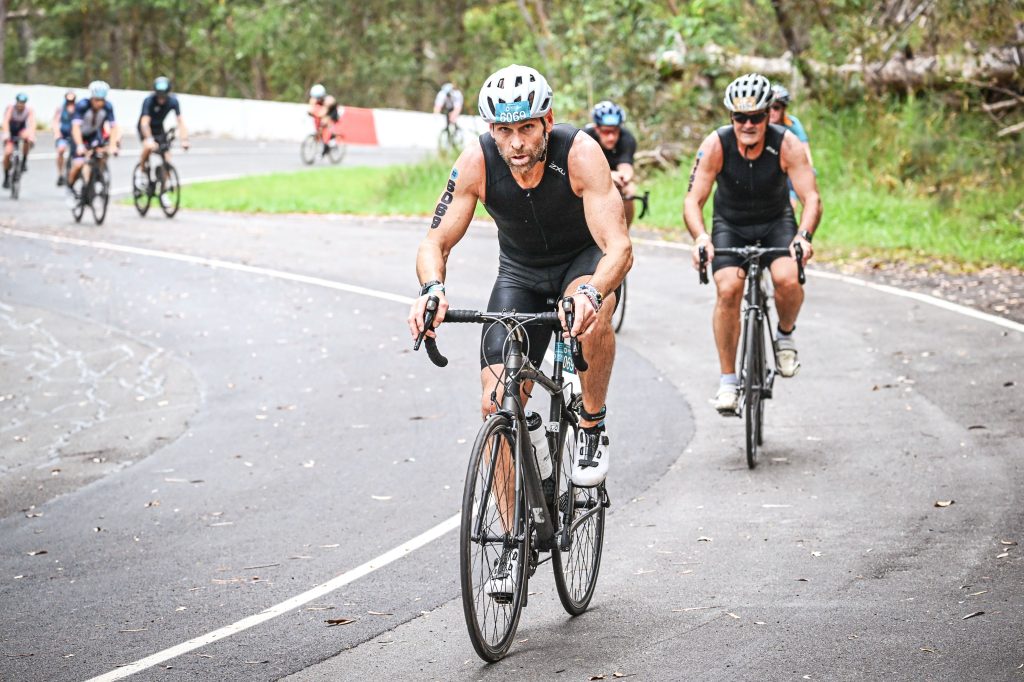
[182,99,1023,268]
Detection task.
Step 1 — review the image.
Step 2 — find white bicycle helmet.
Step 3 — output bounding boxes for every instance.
[723,73,773,113]
[310,83,326,99]
[771,83,791,106]
[88,80,111,99]
[477,64,552,124]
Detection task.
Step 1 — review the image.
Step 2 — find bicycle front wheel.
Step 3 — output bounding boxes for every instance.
[132,163,151,216]
[300,134,318,165]
[460,414,527,662]
[92,169,110,225]
[743,310,763,469]
[551,414,605,615]
[160,165,181,218]
[10,158,20,200]
[611,276,627,333]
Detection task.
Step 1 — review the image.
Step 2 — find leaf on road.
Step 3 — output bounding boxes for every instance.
[967,425,987,430]
[697,536,712,542]
[934,500,955,507]
[613,674,631,679]
[589,676,606,681]
[1001,540,1017,546]
[26,550,47,556]
[962,611,984,620]
[326,618,356,626]
[726,612,740,619]
[367,611,393,616]
[208,521,234,527]
[920,647,939,654]
[242,563,280,570]
[305,605,334,611]
[371,495,392,501]
[671,606,714,612]
[796,578,809,582]
[24,511,42,518]
[119,628,148,633]
[968,590,988,596]
[320,543,340,548]
[811,551,823,557]
[144,500,160,508]
[996,552,1010,558]
[302,460,315,468]
[634,569,655,575]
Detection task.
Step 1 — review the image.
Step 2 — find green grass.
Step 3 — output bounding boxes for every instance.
[182,99,1023,268]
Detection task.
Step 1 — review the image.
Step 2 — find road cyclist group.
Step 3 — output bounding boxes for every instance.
[2,76,190,223]
[407,64,821,660]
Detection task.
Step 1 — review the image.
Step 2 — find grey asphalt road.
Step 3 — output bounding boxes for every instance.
[1,140,1021,682]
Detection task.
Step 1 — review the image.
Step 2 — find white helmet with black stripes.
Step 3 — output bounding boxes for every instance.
[723,73,773,113]
[477,64,553,124]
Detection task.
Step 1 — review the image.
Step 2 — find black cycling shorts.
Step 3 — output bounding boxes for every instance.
[711,208,797,273]
[480,245,616,369]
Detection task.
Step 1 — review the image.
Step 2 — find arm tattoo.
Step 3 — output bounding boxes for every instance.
[430,168,458,229]
[687,150,703,194]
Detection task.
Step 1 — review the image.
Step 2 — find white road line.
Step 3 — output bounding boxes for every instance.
[0,228,414,306]
[84,514,460,682]
[631,236,1024,334]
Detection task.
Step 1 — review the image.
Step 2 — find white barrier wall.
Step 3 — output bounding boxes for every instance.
[0,83,486,148]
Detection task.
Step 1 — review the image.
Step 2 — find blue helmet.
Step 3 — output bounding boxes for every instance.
[15,92,28,103]
[592,100,625,127]
[154,76,172,93]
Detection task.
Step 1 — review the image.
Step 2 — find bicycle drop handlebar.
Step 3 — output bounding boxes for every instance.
[414,296,588,371]
[698,244,805,285]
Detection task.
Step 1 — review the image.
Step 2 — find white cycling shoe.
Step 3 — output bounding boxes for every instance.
[571,427,609,488]
[714,384,739,414]
[485,546,519,603]
[775,336,801,377]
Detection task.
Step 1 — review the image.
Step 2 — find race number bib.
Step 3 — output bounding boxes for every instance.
[494,101,533,123]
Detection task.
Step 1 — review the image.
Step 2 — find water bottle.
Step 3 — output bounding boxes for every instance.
[525,410,553,479]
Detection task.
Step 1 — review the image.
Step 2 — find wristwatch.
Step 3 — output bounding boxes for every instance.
[798,229,813,243]
[419,279,445,296]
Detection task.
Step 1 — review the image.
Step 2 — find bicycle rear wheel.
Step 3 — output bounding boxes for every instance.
[327,139,347,164]
[71,181,85,223]
[743,310,763,469]
[10,159,20,200]
[460,414,527,662]
[300,134,318,165]
[132,163,151,216]
[159,164,181,217]
[551,411,605,615]
[92,168,110,225]
[611,276,627,333]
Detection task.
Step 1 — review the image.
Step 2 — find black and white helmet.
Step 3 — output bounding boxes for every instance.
[723,73,773,113]
[477,64,553,124]
[771,83,791,106]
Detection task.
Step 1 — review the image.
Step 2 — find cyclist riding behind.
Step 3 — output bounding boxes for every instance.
[408,64,632,598]
[307,83,340,143]
[52,90,78,186]
[3,93,36,189]
[769,84,814,215]
[135,76,190,195]
[684,73,822,414]
[67,80,121,206]
[583,101,638,227]
[433,82,464,124]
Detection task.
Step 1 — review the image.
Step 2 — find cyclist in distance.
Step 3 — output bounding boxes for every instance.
[769,84,814,214]
[135,76,190,192]
[2,92,36,189]
[408,64,631,593]
[52,90,78,186]
[66,80,120,206]
[684,73,822,414]
[307,83,340,137]
[583,101,638,227]
[433,81,464,124]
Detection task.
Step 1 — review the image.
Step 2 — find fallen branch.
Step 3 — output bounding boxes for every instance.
[982,99,1021,112]
[997,120,1024,137]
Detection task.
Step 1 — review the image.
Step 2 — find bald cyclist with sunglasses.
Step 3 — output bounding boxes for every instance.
[684,73,822,414]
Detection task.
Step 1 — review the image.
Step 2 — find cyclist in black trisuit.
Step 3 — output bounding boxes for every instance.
[684,73,822,414]
[583,101,638,226]
[136,76,190,193]
[407,64,632,599]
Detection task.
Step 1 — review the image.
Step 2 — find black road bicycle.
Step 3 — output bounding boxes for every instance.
[698,243,804,468]
[438,114,464,153]
[613,190,650,333]
[70,145,111,225]
[415,296,609,662]
[132,128,182,218]
[7,140,30,200]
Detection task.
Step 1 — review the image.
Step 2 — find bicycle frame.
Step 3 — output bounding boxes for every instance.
[735,258,774,411]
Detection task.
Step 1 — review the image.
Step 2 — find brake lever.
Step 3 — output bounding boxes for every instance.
[794,243,806,285]
[414,295,449,367]
[561,297,589,372]
[698,246,709,285]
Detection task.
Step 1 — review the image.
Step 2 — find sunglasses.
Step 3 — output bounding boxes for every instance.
[731,111,768,125]
[770,104,785,111]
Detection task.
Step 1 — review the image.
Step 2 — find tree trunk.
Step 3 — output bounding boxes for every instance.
[0,0,7,83]
[769,0,815,88]
[17,13,36,83]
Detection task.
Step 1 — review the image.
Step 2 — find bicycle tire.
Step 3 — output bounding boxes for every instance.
[10,157,20,200]
[551,411,606,615]
[132,163,151,216]
[743,309,762,469]
[756,310,769,447]
[327,139,347,164]
[90,166,109,225]
[160,164,181,218]
[612,276,627,333]
[72,182,85,222]
[460,413,527,662]
[300,134,318,165]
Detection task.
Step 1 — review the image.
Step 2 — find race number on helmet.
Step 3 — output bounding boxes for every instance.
[477,64,552,124]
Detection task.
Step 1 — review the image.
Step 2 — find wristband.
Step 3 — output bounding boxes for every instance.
[575,283,603,312]
[419,280,445,296]
[798,229,813,243]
